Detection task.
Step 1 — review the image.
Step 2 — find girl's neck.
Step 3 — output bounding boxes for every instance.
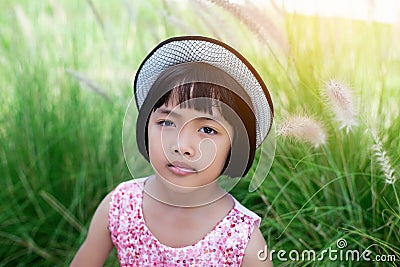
[144,175,228,208]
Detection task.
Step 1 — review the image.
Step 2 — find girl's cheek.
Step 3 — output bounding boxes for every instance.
[159,130,178,151]
[195,139,217,170]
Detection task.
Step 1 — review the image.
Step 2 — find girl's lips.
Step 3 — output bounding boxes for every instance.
[167,162,196,176]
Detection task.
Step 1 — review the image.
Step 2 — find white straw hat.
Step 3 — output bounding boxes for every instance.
[133,36,274,147]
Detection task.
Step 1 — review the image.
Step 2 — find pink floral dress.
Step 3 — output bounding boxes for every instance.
[108,177,261,266]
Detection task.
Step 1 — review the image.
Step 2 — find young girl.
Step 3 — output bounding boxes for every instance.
[70,36,274,266]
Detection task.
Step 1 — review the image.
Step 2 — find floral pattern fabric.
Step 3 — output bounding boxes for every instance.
[108,177,261,266]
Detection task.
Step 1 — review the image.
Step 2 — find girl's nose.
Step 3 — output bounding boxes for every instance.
[171,127,195,157]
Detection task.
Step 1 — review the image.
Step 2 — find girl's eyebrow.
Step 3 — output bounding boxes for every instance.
[155,107,180,117]
[156,107,225,123]
[197,116,219,122]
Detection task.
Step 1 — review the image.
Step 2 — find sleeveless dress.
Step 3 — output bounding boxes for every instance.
[108,177,261,267]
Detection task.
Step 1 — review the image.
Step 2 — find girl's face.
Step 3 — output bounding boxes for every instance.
[147,97,234,188]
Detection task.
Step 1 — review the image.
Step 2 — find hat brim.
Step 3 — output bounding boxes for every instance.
[133,36,273,147]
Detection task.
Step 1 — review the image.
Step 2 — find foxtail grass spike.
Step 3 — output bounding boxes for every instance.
[277,115,326,148]
[325,79,358,133]
[370,129,397,185]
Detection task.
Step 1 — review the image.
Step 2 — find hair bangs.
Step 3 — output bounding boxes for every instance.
[152,82,235,121]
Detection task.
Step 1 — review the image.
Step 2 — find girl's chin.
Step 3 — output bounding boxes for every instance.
[156,172,218,190]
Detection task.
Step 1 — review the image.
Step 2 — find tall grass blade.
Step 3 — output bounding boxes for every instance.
[65,68,111,101]
[40,190,84,232]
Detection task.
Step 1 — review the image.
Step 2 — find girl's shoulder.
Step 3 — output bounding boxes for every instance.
[113,177,147,194]
[109,177,148,207]
[108,177,148,234]
[116,176,147,188]
[229,194,261,228]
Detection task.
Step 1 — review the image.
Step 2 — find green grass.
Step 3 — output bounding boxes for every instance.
[1,1,399,266]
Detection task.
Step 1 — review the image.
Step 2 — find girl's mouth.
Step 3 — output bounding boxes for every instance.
[167,162,197,176]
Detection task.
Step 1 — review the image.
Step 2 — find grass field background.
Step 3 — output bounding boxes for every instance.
[1,0,399,266]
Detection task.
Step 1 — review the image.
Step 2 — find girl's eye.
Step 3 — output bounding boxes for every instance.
[199,127,218,135]
[157,120,175,127]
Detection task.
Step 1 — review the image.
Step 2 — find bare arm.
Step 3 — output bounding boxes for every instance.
[241,226,273,267]
[69,192,114,267]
